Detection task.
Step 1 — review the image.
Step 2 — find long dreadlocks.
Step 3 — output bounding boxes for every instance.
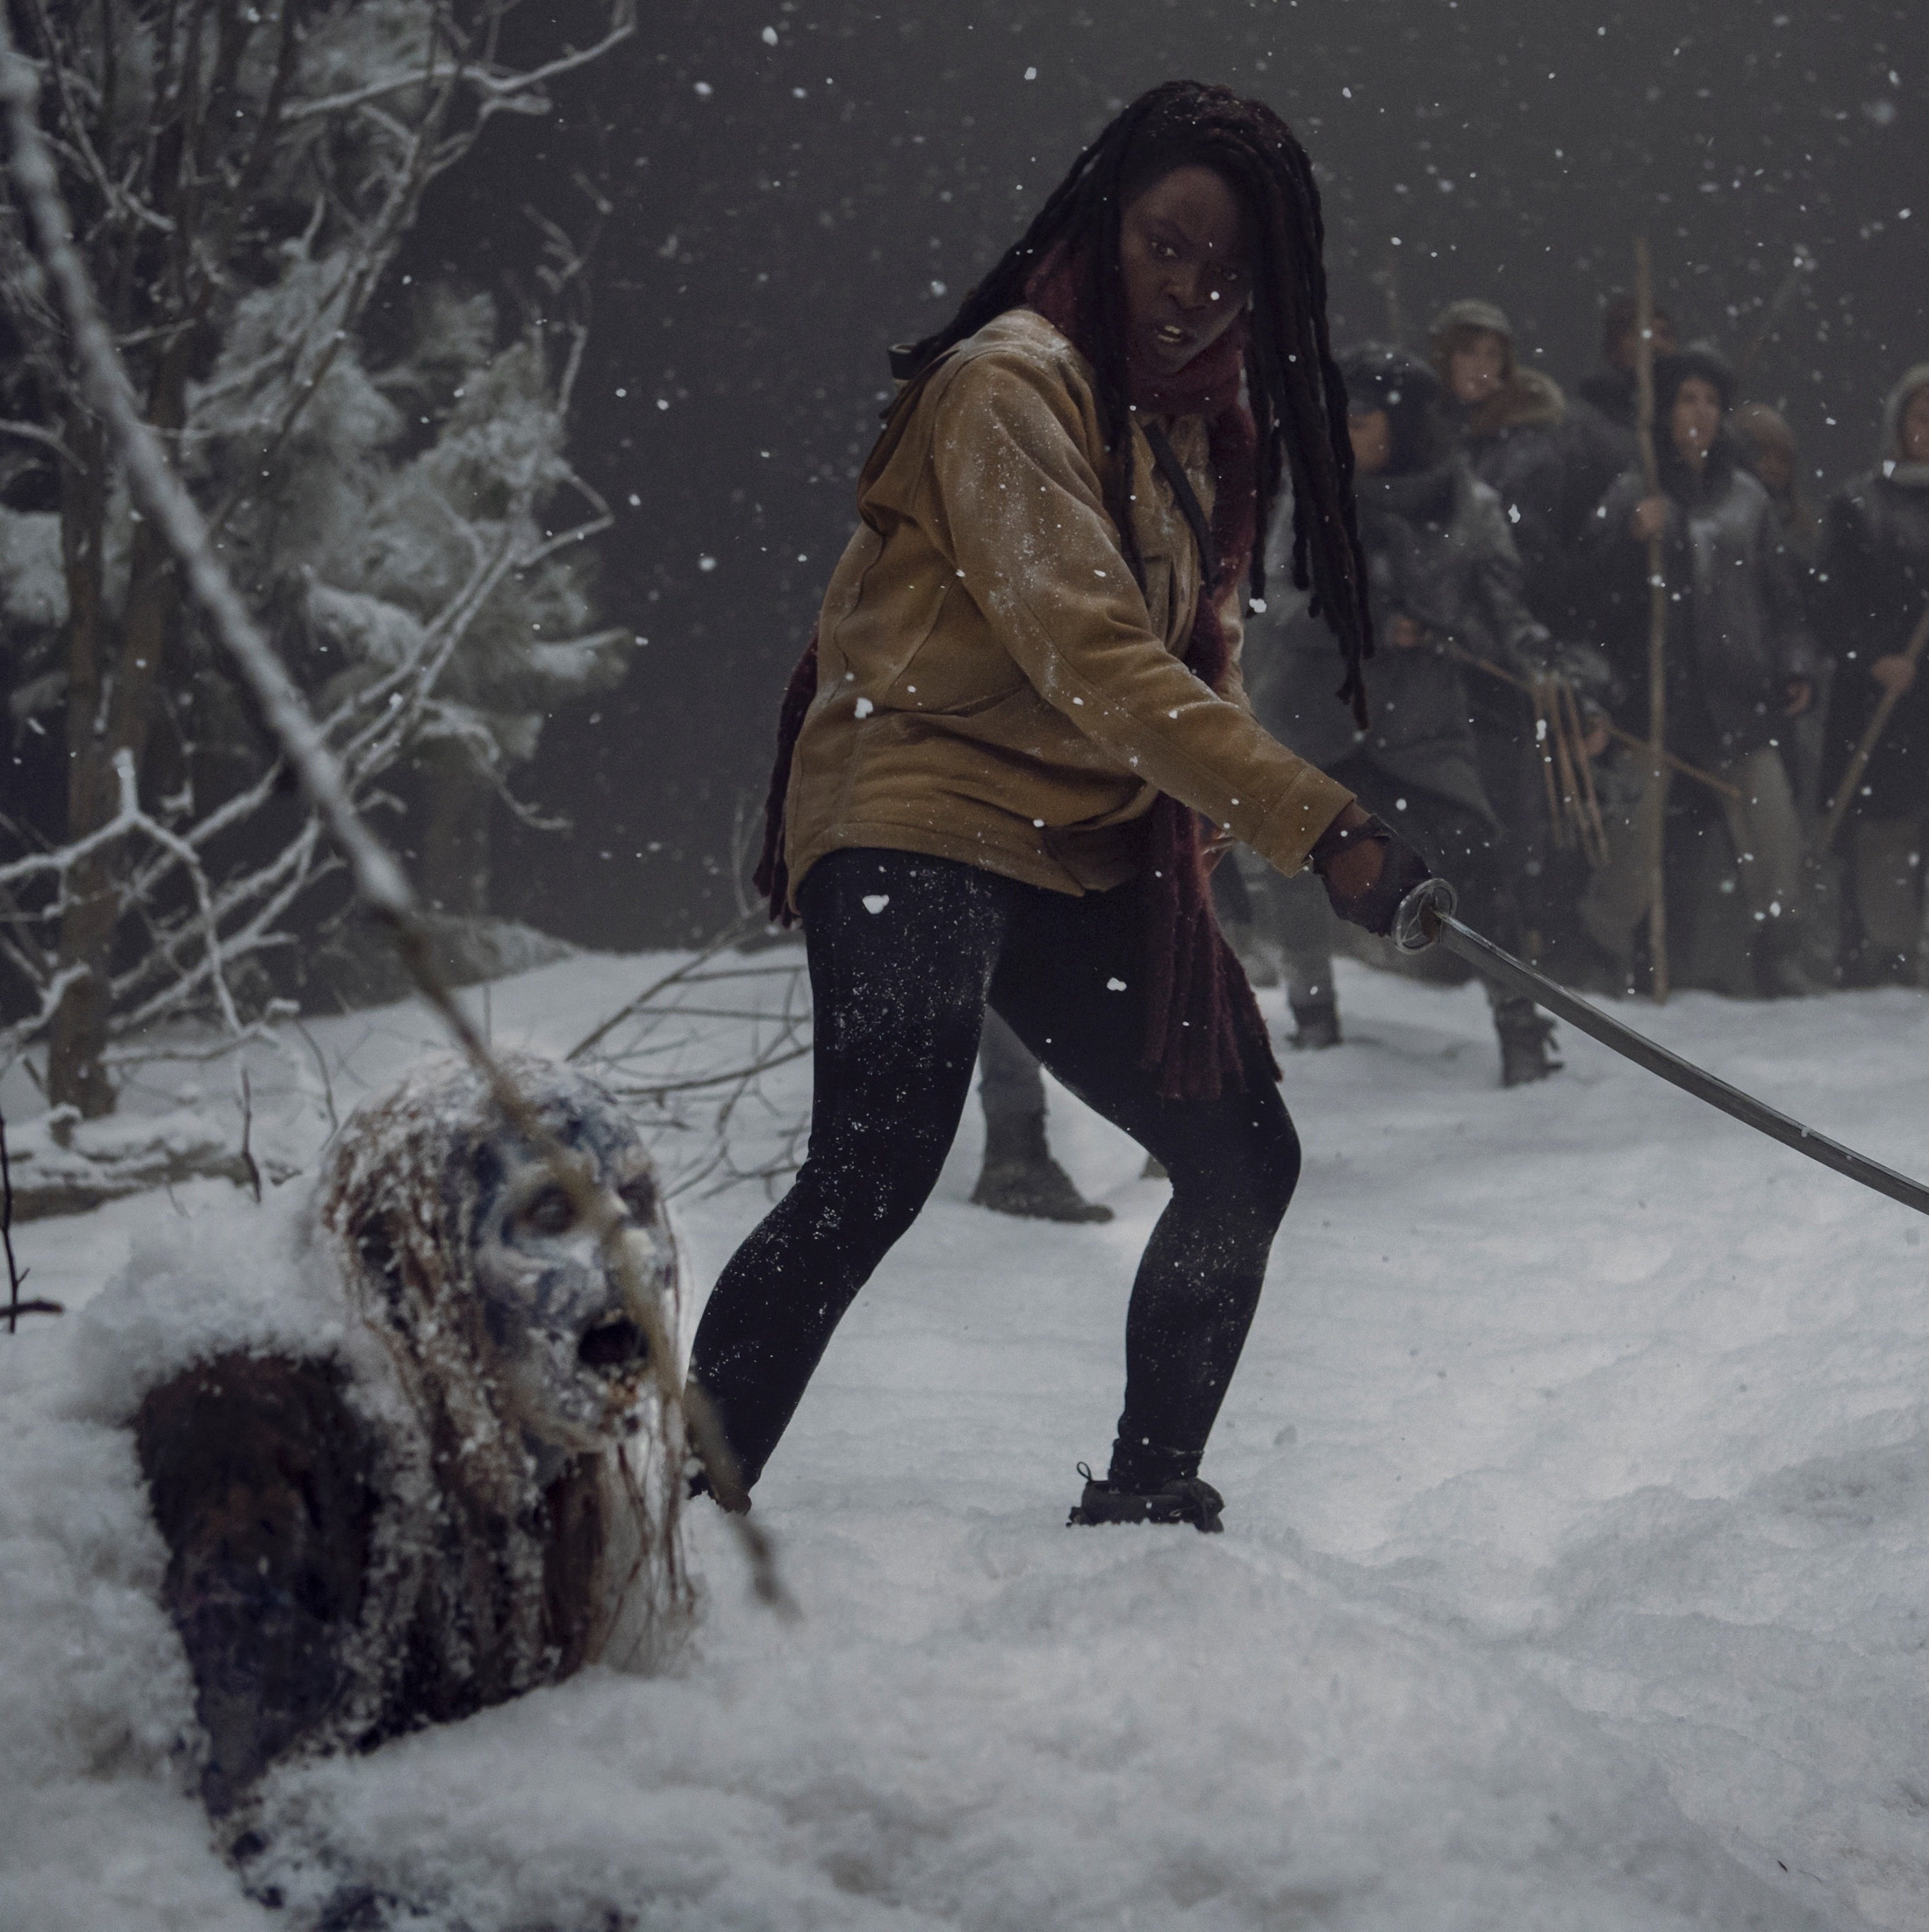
[894,79,1374,722]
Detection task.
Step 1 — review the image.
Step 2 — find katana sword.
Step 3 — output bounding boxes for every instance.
[1390,879,1929,1219]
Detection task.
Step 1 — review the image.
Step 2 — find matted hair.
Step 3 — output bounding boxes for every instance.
[316,1054,690,1747]
[892,79,1374,715]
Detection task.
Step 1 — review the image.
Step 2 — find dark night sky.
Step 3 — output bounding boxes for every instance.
[421,0,1928,948]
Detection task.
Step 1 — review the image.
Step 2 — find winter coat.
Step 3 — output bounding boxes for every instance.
[1584,437,1816,760]
[1253,453,1552,822]
[1563,369,1641,531]
[778,309,1353,905]
[1816,468,1929,815]
[1457,369,1570,628]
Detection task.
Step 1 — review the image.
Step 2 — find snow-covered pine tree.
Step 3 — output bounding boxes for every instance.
[0,0,632,1115]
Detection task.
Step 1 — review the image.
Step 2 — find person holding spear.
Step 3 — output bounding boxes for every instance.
[1815,364,1929,984]
[1574,343,1820,997]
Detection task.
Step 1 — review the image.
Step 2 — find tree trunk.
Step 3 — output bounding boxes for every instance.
[47,408,114,1116]
[47,367,185,1115]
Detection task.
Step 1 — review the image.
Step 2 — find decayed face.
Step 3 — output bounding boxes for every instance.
[1669,376,1723,467]
[467,1100,673,1456]
[1118,163,1253,375]
[1901,387,1929,464]
[1447,330,1507,406]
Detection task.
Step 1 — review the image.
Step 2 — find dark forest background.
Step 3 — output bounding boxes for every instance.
[407,0,1927,949]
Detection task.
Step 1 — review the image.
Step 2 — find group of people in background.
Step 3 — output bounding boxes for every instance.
[974,292,1929,1223]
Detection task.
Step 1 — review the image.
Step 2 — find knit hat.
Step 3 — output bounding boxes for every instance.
[1428,297,1512,345]
[1337,341,1439,415]
[1338,343,1449,475]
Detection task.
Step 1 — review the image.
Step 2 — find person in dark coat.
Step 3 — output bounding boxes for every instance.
[1732,400,1829,823]
[1732,401,1822,568]
[1562,292,1678,548]
[1429,297,1610,960]
[1575,344,1819,995]
[1816,362,1929,982]
[1429,298,1572,628]
[1245,344,1561,1086]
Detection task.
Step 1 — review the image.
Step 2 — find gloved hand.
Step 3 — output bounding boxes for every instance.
[1309,804,1435,936]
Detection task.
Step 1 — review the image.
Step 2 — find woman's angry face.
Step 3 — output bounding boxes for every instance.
[1119,164,1252,376]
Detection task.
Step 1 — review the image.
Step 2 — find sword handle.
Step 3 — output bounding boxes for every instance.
[1392,877,1458,955]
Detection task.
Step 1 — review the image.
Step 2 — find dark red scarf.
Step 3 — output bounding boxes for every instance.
[1027,247,1275,1102]
[754,266,1278,1102]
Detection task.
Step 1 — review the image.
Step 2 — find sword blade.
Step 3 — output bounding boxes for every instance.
[1434,913,1929,1219]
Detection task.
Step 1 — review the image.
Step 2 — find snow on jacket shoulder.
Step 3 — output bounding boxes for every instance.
[779,308,1353,904]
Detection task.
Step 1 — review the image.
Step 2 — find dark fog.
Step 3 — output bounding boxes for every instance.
[418,0,1927,949]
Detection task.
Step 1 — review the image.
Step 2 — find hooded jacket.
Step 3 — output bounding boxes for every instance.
[778,309,1354,902]
[1816,364,1929,813]
[1253,451,1550,821]
[1585,434,1815,759]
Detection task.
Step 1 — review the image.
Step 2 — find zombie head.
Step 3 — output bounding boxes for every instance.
[307,1053,686,1717]
[321,1053,677,1473]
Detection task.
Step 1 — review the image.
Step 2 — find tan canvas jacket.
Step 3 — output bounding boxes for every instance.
[781,308,1354,904]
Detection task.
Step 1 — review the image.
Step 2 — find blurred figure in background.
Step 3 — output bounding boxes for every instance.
[1732,400,1829,829]
[1577,345,1819,996]
[1429,297,1607,965]
[1245,345,1561,1086]
[1732,401,1822,565]
[1562,291,1679,560]
[969,1013,1114,1222]
[1815,363,1929,984]
[1430,299,1571,627]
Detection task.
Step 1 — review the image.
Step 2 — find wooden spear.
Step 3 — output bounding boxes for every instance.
[1633,236,1671,1004]
[1438,638,1740,800]
[1814,599,1929,854]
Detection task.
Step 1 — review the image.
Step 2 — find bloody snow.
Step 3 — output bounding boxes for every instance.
[3,948,1926,1931]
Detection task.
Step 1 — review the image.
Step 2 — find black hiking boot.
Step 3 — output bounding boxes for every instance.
[1496,1002,1562,1088]
[1067,1462,1225,1533]
[1289,998,1342,1050]
[972,1114,1114,1222]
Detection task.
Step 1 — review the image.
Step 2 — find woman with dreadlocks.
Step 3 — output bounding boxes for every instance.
[691,81,1434,1534]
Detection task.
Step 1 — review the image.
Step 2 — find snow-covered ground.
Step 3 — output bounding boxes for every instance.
[5,948,1928,1930]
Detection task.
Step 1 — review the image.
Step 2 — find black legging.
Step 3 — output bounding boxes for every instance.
[689,848,1301,1494]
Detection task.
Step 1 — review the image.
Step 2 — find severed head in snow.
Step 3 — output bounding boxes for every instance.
[123,1053,692,1833]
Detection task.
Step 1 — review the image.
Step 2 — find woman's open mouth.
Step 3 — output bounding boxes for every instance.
[1153,322,1192,354]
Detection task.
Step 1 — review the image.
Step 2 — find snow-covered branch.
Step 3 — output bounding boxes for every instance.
[0,26,788,1594]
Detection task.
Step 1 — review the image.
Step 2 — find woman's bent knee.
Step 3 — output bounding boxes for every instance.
[1168,1093,1300,1228]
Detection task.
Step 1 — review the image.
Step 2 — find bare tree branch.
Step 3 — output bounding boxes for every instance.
[0,30,790,1602]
